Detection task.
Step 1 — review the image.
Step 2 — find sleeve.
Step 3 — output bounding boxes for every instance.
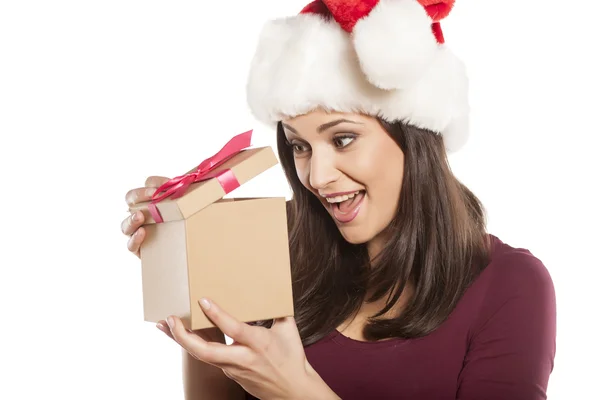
[456,250,557,400]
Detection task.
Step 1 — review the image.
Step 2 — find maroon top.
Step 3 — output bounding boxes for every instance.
[245,234,556,399]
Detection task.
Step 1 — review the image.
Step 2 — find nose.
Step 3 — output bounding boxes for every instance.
[308,150,340,190]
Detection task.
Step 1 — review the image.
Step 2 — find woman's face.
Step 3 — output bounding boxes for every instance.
[282,109,405,247]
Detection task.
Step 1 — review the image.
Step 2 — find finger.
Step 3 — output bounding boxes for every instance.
[127,227,145,256]
[167,315,248,367]
[159,321,225,344]
[145,175,170,188]
[197,299,257,346]
[156,320,175,340]
[222,368,235,380]
[121,211,145,236]
[158,321,199,361]
[195,327,228,344]
[125,187,158,207]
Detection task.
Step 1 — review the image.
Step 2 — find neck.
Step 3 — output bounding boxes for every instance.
[367,235,386,263]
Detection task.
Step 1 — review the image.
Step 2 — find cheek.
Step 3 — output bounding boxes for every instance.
[379,157,403,185]
[356,154,403,201]
[351,153,390,189]
[377,161,404,213]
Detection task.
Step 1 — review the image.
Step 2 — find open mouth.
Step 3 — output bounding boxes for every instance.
[326,190,366,223]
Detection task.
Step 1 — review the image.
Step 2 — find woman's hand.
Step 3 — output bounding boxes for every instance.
[123,176,234,371]
[121,175,169,258]
[161,298,340,400]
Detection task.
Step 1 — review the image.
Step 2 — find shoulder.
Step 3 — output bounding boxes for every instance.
[481,235,555,310]
[455,235,557,398]
[468,234,557,352]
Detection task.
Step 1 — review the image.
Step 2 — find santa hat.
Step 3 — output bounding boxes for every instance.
[246,0,470,153]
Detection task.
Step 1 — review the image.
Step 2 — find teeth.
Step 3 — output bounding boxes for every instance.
[325,190,361,203]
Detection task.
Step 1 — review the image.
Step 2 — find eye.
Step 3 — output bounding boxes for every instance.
[287,140,310,154]
[293,144,308,153]
[333,134,356,148]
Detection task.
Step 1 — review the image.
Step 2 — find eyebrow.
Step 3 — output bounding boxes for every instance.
[282,118,362,135]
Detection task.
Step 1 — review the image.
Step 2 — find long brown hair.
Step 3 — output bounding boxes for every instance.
[275,118,491,346]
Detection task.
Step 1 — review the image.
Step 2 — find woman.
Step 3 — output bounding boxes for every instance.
[121,1,556,399]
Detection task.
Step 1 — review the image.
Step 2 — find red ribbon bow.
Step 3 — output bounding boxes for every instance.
[148,129,253,223]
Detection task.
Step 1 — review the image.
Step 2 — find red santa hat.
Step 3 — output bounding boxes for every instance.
[246,0,470,152]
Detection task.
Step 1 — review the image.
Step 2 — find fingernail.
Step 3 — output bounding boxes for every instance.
[166,316,174,329]
[131,212,138,222]
[156,322,165,331]
[199,298,211,310]
[146,188,156,198]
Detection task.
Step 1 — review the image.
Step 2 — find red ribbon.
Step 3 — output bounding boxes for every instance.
[148,129,253,223]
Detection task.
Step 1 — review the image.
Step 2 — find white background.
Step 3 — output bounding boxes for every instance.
[1,1,598,399]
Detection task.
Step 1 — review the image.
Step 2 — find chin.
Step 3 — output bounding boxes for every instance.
[337,226,374,245]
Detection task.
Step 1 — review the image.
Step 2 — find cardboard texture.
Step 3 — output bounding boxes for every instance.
[129,143,294,331]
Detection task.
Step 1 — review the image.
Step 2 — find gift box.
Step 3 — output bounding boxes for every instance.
[129,130,294,331]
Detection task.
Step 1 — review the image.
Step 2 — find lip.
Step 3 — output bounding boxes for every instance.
[328,191,365,224]
[321,190,363,198]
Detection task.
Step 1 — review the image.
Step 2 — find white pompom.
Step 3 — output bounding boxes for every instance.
[352,0,439,90]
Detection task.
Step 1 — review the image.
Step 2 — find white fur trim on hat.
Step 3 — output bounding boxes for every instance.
[245,1,470,153]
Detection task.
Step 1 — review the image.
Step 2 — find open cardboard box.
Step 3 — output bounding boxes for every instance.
[129,136,294,331]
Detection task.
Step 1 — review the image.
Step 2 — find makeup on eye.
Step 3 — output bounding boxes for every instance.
[285,133,358,153]
[332,133,357,148]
